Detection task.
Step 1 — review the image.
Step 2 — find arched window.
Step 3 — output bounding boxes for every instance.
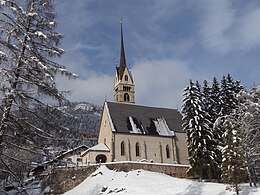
[121,141,125,156]
[125,75,128,81]
[124,93,130,102]
[116,95,119,102]
[166,145,170,158]
[136,142,140,157]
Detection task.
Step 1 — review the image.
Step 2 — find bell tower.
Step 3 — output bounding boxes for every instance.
[114,20,135,104]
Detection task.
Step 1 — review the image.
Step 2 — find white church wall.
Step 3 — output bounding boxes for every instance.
[114,133,178,164]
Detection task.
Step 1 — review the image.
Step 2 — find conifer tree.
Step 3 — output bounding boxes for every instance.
[202,80,220,179]
[237,86,260,187]
[0,0,76,188]
[182,80,216,180]
[210,77,221,121]
[219,74,243,116]
[221,116,247,195]
[209,77,223,179]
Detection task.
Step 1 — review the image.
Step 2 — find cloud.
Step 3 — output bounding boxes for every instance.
[57,74,114,105]
[56,59,193,109]
[199,0,260,53]
[238,8,260,50]
[199,0,236,53]
[132,59,192,108]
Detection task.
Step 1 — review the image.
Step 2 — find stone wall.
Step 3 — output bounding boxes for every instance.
[48,162,190,194]
[48,165,98,194]
[105,162,189,178]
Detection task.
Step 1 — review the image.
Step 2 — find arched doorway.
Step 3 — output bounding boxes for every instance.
[95,154,107,163]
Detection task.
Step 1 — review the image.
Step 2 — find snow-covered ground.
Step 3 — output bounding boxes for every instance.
[64,165,259,195]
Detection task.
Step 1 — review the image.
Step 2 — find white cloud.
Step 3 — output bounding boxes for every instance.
[57,74,114,105]
[132,59,192,108]
[238,8,260,50]
[57,59,193,109]
[200,0,236,53]
[199,0,260,53]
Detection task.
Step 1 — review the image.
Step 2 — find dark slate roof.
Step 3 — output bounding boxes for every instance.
[106,102,183,136]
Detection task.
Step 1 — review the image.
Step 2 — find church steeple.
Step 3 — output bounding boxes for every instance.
[119,19,126,80]
[114,20,135,104]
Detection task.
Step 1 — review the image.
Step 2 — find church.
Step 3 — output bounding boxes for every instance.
[81,22,189,165]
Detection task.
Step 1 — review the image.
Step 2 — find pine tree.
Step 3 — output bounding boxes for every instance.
[208,77,223,180]
[182,80,215,180]
[210,77,221,121]
[237,86,260,187]
[202,79,220,180]
[219,74,243,116]
[221,116,247,195]
[0,0,76,188]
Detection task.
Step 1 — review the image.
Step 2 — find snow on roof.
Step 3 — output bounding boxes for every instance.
[64,165,260,195]
[88,143,110,151]
[81,143,110,157]
[105,102,116,132]
[106,102,182,136]
[153,117,175,136]
[129,116,143,134]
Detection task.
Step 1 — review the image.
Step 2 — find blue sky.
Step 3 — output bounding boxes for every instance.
[55,0,260,108]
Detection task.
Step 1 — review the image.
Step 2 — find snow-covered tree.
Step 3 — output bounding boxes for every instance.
[202,79,220,179]
[182,80,216,180]
[0,0,76,188]
[211,75,243,180]
[237,86,260,187]
[210,77,221,121]
[220,116,247,195]
[208,77,223,180]
[219,74,243,116]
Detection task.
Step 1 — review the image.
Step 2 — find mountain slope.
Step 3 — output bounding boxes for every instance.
[56,102,102,148]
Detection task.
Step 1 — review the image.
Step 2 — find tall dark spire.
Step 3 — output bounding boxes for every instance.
[119,19,127,79]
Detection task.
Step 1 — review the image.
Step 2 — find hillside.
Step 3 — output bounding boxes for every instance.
[64,165,259,195]
[55,102,102,148]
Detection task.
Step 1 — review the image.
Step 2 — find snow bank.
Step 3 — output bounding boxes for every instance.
[64,165,259,195]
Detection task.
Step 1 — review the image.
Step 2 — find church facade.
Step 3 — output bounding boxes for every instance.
[81,22,189,165]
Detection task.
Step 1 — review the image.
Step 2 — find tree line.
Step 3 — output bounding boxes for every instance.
[182,74,259,194]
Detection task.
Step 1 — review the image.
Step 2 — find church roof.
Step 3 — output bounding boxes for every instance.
[81,143,110,157]
[106,102,183,137]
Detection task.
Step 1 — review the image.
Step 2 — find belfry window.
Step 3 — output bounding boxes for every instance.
[123,86,131,91]
[121,141,125,156]
[125,75,128,81]
[136,142,140,157]
[124,93,130,102]
[166,145,170,158]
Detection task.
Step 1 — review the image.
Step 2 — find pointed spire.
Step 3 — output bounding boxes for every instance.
[119,18,127,79]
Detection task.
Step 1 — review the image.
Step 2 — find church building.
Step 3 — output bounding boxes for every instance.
[81,22,189,165]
